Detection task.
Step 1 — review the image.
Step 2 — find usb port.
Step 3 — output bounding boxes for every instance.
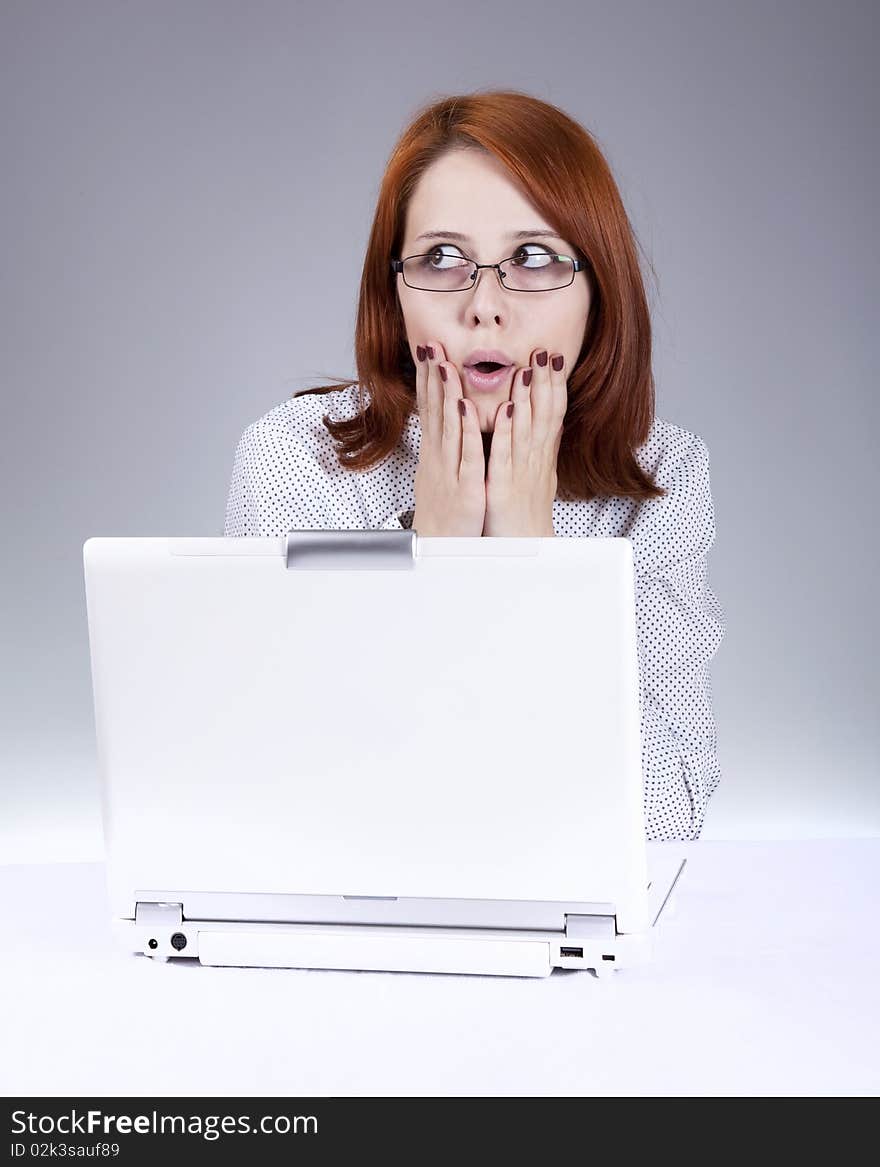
[560,946,583,958]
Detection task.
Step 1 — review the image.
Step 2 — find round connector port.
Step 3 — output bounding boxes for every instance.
[170,932,187,951]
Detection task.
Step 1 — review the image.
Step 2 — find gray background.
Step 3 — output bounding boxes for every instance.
[2,0,877,861]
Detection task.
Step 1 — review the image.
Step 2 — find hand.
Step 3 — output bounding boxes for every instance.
[411,339,486,536]
[482,348,567,537]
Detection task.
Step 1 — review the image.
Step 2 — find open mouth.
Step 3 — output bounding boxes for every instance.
[470,361,509,374]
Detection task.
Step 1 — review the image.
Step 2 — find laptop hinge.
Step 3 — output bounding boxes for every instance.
[564,913,617,941]
[135,901,183,928]
[286,529,416,571]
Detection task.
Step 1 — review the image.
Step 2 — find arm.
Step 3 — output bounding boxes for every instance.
[630,436,726,839]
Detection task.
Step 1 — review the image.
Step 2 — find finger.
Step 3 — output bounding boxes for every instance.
[525,348,552,441]
[421,341,443,448]
[433,342,464,474]
[509,365,532,463]
[549,351,568,431]
[414,341,430,440]
[457,391,485,482]
[488,398,514,471]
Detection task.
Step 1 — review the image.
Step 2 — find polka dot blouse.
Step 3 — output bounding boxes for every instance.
[224,383,725,842]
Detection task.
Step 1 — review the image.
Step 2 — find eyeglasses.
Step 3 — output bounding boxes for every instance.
[391,245,586,292]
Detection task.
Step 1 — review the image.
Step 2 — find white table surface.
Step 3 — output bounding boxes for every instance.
[2,839,878,1097]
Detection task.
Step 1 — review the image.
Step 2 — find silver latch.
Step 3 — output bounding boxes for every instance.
[286,529,416,570]
[564,913,616,941]
[135,902,183,928]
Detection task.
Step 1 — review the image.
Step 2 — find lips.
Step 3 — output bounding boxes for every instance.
[463,364,515,391]
[463,349,514,371]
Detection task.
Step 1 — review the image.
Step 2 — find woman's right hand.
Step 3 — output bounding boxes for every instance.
[411,340,486,537]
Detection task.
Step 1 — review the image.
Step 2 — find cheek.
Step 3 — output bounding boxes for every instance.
[400,298,437,344]
[560,299,590,364]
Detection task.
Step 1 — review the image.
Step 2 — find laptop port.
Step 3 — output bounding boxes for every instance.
[560,946,583,957]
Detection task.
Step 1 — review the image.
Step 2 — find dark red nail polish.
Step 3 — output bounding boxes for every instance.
[439,364,447,382]
[459,398,466,416]
[537,350,548,367]
[507,402,514,418]
[426,345,435,359]
[523,368,533,386]
[551,354,564,372]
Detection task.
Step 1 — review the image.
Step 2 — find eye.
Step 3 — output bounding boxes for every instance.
[511,244,554,268]
[422,244,466,269]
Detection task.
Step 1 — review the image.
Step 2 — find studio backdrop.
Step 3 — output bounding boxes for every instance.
[1,0,877,861]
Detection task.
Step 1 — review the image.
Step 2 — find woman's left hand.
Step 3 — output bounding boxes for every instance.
[482,348,568,536]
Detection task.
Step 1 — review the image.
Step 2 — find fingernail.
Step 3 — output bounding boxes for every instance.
[417,345,425,362]
[426,345,435,359]
[459,399,466,416]
[439,364,447,382]
[551,354,563,372]
[536,350,548,367]
[523,368,533,386]
[507,402,514,418]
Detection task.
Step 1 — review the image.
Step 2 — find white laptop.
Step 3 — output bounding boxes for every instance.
[82,530,687,979]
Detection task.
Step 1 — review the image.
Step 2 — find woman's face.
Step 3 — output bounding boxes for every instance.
[396,148,591,434]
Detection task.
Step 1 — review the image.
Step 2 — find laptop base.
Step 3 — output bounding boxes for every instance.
[111,854,686,979]
[114,915,655,979]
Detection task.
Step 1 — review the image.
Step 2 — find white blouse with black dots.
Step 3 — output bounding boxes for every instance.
[224,383,726,842]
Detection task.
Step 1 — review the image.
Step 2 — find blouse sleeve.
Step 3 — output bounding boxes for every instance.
[629,435,726,841]
[223,420,340,536]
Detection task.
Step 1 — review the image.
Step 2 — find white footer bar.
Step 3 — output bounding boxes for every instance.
[198,926,553,978]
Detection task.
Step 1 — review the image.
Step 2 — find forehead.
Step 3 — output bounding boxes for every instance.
[405,149,559,245]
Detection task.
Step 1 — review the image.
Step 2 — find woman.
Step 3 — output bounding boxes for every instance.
[224,90,726,841]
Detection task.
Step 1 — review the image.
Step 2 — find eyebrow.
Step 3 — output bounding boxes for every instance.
[414,229,564,244]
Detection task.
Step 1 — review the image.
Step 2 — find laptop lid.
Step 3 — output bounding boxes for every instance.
[83,532,651,933]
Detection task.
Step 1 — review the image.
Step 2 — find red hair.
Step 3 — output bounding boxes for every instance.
[295,89,666,502]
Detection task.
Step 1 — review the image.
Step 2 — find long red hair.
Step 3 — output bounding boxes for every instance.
[294,89,666,502]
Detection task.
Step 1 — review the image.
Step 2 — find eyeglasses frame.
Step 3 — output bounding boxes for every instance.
[390,249,587,292]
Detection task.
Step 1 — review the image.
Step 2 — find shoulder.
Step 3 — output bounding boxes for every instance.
[241,384,362,445]
[233,384,364,465]
[627,416,717,573]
